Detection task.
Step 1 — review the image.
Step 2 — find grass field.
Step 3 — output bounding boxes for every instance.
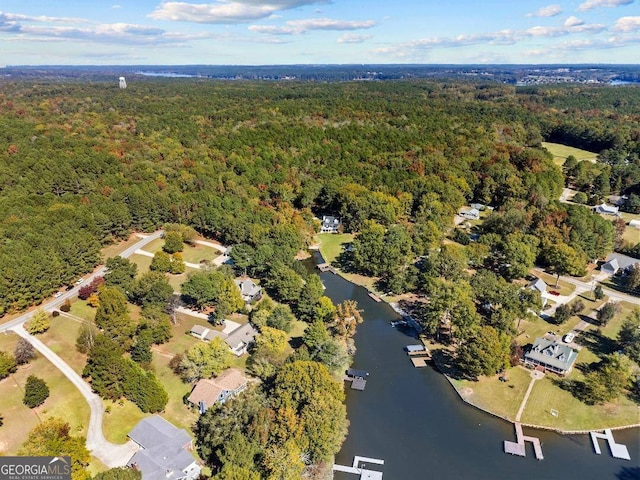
[0,332,90,455]
[38,315,89,375]
[542,142,598,167]
[533,271,576,296]
[100,234,144,261]
[140,238,221,264]
[317,233,354,263]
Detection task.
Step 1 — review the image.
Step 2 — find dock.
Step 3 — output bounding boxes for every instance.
[368,292,382,302]
[504,423,544,460]
[590,429,631,460]
[405,344,431,367]
[333,455,384,479]
[344,369,369,391]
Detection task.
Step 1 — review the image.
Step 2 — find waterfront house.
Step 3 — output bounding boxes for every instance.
[187,368,248,414]
[320,215,341,233]
[593,203,620,216]
[523,337,578,375]
[128,416,200,480]
[225,323,257,356]
[459,208,480,220]
[234,277,262,303]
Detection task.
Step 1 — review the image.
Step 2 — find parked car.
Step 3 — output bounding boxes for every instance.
[564,332,575,343]
[54,292,63,298]
[549,290,560,296]
[76,278,84,284]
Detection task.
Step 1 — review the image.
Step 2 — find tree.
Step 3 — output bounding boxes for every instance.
[76,324,99,354]
[456,326,511,379]
[333,300,363,339]
[314,296,336,323]
[212,464,261,480]
[130,330,153,366]
[594,284,604,300]
[26,309,50,334]
[582,354,632,404]
[423,244,467,281]
[266,263,304,304]
[95,286,135,348]
[625,264,640,291]
[18,418,91,480]
[170,252,186,274]
[14,338,36,365]
[105,256,137,293]
[177,338,233,382]
[139,305,173,344]
[84,335,127,400]
[597,302,617,326]
[181,270,243,317]
[544,243,586,286]
[0,351,17,379]
[571,191,588,204]
[618,310,640,363]
[23,375,50,408]
[296,274,324,322]
[163,231,184,254]
[93,467,142,480]
[150,251,172,273]
[131,271,173,307]
[266,304,296,333]
[554,304,572,324]
[247,326,289,379]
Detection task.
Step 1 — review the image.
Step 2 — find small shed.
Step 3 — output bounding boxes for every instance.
[629,219,640,229]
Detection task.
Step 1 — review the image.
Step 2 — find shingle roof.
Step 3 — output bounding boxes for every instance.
[128,415,191,450]
[190,325,207,336]
[525,338,578,372]
[187,369,247,408]
[528,278,546,293]
[225,323,257,349]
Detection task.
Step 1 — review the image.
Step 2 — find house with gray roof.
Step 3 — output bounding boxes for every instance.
[459,208,480,220]
[594,203,620,216]
[128,416,200,480]
[320,215,341,233]
[225,323,257,356]
[601,258,620,275]
[528,277,547,294]
[235,277,262,303]
[523,337,578,376]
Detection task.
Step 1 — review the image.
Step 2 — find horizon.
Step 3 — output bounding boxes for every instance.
[1,1,639,65]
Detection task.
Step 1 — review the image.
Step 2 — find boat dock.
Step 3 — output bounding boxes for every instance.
[405,344,431,367]
[317,263,337,274]
[504,422,544,460]
[368,292,382,302]
[333,455,384,479]
[590,429,631,460]
[344,369,369,391]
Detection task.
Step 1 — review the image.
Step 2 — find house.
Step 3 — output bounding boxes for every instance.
[523,337,578,375]
[235,277,262,303]
[187,368,248,413]
[603,253,640,274]
[528,277,547,294]
[470,203,486,211]
[189,325,208,339]
[594,203,620,216]
[601,258,620,275]
[629,219,640,229]
[128,416,200,480]
[459,208,480,220]
[320,215,341,233]
[225,323,257,356]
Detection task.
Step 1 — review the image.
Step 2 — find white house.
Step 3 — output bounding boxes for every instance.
[320,215,341,233]
[528,278,547,294]
[234,277,262,303]
[594,203,620,216]
[459,208,480,220]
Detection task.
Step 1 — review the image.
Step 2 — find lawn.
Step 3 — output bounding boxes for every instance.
[542,142,598,167]
[451,366,532,421]
[520,374,639,431]
[38,315,88,375]
[0,332,90,454]
[102,398,147,444]
[533,271,576,296]
[318,233,354,263]
[100,234,145,261]
[69,300,97,322]
[129,253,152,275]
[140,238,220,265]
[139,237,164,254]
[151,354,198,433]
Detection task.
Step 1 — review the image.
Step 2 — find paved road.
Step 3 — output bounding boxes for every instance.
[0,230,164,333]
[0,231,163,466]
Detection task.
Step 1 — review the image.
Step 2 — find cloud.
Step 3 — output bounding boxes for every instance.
[527,5,562,17]
[613,16,640,31]
[112,4,121,8]
[249,17,375,35]
[0,12,86,24]
[337,33,372,44]
[149,0,329,24]
[578,0,634,11]
[374,20,607,58]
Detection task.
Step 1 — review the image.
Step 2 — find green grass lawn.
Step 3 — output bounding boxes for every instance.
[152,354,198,433]
[451,366,532,421]
[180,244,220,264]
[129,253,153,275]
[102,398,147,444]
[38,315,88,375]
[100,234,145,261]
[0,332,90,454]
[542,142,598,167]
[533,271,576,296]
[520,374,639,431]
[69,300,97,322]
[139,237,164,254]
[318,233,354,263]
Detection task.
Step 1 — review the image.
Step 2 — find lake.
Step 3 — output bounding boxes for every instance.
[316,265,640,480]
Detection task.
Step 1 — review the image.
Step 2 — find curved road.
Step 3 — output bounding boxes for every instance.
[0,230,164,467]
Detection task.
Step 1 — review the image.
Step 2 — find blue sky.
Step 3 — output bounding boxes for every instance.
[0,0,639,65]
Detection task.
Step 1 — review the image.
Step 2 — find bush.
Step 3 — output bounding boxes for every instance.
[60,299,71,313]
[572,191,588,204]
[52,311,60,317]
[594,285,604,300]
[0,351,17,379]
[553,303,572,324]
[25,309,50,334]
[14,338,36,365]
[23,375,49,408]
[597,302,617,325]
[570,300,584,315]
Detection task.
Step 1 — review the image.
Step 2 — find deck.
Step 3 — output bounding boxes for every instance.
[504,423,544,460]
[333,456,384,479]
[368,292,382,302]
[590,429,631,460]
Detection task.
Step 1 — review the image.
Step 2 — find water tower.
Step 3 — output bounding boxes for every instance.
[119,76,127,89]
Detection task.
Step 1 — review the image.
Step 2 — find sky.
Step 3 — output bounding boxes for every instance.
[0,0,639,65]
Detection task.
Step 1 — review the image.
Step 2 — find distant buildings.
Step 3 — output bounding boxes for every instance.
[128,416,200,480]
[320,215,341,233]
[523,337,578,376]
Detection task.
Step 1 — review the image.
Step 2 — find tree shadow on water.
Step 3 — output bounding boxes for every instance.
[616,467,640,480]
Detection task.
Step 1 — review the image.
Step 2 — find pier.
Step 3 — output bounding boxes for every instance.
[590,429,631,460]
[317,263,337,273]
[368,292,382,302]
[405,344,431,367]
[503,423,544,460]
[333,455,384,479]
[344,369,369,391]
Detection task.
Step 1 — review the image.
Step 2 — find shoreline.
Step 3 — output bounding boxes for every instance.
[321,259,640,436]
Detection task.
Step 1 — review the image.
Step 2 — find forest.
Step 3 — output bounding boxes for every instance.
[0,78,639,476]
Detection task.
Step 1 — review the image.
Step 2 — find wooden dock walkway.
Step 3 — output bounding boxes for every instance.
[333,456,384,479]
[368,292,382,302]
[590,429,631,460]
[504,422,544,460]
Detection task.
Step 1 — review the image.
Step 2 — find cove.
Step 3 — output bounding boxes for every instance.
[315,266,640,480]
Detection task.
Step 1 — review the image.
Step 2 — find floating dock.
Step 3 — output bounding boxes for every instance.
[504,423,544,460]
[333,455,384,479]
[590,429,631,460]
[368,292,382,302]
